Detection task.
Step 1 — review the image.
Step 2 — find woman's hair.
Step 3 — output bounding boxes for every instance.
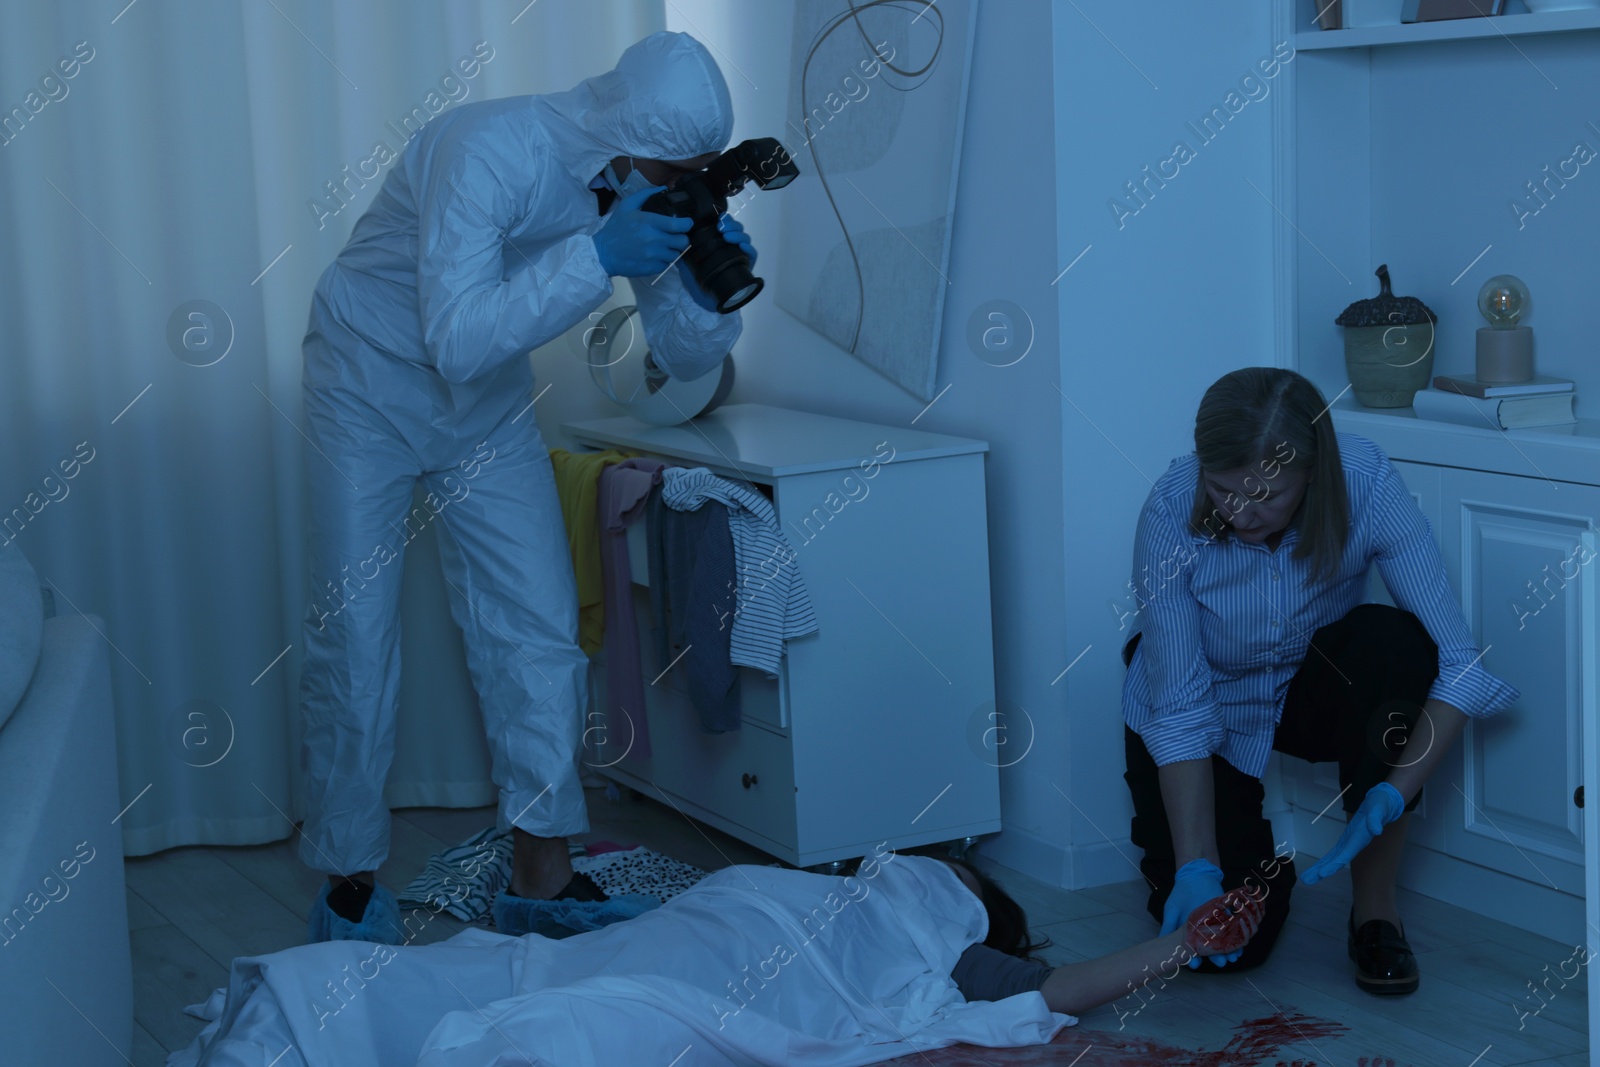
[942,857,1052,963]
[1188,367,1349,585]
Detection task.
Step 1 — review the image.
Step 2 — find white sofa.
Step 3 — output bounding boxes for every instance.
[0,544,132,1065]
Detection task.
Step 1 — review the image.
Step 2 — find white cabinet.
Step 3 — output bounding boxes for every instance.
[1284,438,1597,928]
[1438,468,1595,890]
[562,404,1001,868]
[1278,409,1600,1057]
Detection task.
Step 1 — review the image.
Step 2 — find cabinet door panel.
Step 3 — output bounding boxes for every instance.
[1440,469,1596,891]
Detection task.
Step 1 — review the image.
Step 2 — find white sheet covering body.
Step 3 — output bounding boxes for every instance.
[171,854,1074,1066]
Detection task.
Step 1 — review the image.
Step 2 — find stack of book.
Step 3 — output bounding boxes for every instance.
[1412,374,1577,430]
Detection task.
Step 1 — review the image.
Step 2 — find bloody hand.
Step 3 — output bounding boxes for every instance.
[1184,884,1266,959]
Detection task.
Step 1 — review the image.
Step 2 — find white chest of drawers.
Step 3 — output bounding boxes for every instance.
[564,404,1001,868]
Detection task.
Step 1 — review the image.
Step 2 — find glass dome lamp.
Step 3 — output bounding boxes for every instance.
[1475,274,1534,383]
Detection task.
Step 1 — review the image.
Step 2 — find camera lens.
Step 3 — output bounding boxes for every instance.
[719,281,761,314]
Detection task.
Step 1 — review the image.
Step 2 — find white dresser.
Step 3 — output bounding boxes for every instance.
[563,404,1002,868]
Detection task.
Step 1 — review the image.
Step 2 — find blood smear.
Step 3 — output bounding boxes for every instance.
[877,1011,1373,1066]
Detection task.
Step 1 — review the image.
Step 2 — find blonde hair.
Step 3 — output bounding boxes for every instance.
[1188,368,1349,585]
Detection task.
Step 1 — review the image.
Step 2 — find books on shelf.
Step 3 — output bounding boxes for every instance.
[1412,387,1577,430]
[1408,0,1504,22]
[1433,374,1574,399]
[1401,0,1505,23]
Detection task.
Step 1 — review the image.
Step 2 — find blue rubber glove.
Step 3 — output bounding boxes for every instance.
[592,185,691,278]
[1300,781,1406,886]
[676,214,758,312]
[1162,858,1236,969]
[719,213,757,268]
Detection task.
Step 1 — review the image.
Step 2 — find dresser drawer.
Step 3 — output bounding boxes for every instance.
[644,689,797,847]
[740,669,787,732]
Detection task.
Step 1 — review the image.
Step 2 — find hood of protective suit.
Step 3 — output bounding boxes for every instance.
[535,31,734,188]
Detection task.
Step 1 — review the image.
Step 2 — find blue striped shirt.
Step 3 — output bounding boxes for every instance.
[1122,432,1519,777]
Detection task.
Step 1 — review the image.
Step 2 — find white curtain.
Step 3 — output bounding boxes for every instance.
[0,0,660,857]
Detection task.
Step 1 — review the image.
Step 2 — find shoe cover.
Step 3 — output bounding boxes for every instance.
[307,881,406,945]
[491,889,658,939]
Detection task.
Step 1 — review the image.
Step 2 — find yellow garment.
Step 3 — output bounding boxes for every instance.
[549,448,635,655]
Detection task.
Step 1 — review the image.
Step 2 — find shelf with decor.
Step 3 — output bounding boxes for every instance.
[1296,6,1600,50]
[1277,1,1600,423]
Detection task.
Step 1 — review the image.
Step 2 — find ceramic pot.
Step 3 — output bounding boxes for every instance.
[1342,323,1435,407]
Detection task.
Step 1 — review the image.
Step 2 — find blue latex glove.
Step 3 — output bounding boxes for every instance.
[592,185,691,278]
[676,214,758,312]
[719,213,757,268]
[1162,858,1237,969]
[1300,781,1406,885]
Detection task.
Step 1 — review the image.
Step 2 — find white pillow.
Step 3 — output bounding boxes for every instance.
[0,544,44,731]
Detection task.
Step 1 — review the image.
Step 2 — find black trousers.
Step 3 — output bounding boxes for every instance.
[1121,603,1438,971]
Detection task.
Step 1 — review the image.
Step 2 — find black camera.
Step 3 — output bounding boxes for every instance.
[641,137,799,314]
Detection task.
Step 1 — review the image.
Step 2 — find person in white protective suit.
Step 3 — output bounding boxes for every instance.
[297,30,753,943]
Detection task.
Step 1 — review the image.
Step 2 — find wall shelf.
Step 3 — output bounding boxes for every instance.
[1329,397,1600,485]
[1296,7,1600,49]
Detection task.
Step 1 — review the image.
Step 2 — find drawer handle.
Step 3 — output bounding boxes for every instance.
[1576,785,1585,809]
[742,773,759,790]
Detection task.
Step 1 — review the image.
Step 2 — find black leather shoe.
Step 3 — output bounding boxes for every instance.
[1347,908,1419,995]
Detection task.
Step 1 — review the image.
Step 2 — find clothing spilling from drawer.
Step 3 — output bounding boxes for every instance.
[549,447,635,655]
[646,478,740,734]
[550,450,818,759]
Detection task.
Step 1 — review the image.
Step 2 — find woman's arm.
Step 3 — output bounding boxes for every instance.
[1158,757,1220,868]
[1382,697,1467,803]
[1366,449,1520,721]
[1039,886,1263,1016]
[1125,491,1227,864]
[1039,930,1191,1016]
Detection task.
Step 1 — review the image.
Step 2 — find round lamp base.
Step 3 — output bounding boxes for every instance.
[1475,326,1533,384]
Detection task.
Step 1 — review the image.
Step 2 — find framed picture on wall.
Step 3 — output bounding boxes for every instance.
[773,0,978,402]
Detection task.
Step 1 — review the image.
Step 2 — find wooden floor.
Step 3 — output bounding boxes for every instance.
[128,787,1589,1066]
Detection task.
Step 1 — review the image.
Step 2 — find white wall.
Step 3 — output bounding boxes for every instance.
[1043,0,1284,887]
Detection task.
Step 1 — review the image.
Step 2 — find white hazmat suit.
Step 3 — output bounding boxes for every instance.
[298,31,742,877]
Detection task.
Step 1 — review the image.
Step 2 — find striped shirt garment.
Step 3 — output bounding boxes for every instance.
[661,467,819,678]
[396,826,518,922]
[1122,432,1520,777]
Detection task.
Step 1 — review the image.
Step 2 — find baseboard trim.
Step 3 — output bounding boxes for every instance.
[975,825,1070,886]
[980,811,1300,892]
[977,828,1159,890]
[1400,845,1585,946]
